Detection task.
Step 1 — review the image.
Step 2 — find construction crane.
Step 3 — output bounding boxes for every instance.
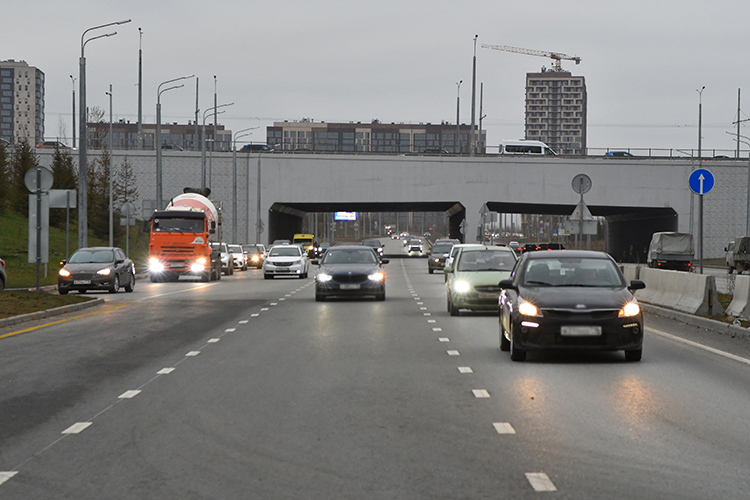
[481,44,581,72]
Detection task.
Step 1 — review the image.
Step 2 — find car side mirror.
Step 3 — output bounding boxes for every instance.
[115,259,124,265]
[60,260,67,265]
[381,259,389,264]
[628,279,646,291]
[498,278,516,290]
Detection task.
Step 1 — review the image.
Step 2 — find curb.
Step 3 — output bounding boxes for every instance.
[642,303,750,340]
[0,298,105,329]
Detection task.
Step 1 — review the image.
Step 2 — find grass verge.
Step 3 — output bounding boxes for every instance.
[0,291,93,319]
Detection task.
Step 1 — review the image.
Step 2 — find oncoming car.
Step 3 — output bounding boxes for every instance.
[362,239,385,258]
[498,250,646,362]
[444,246,517,315]
[58,247,135,294]
[263,244,309,279]
[228,244,247,271]
[312,246,388,301]
[428,242,455,274]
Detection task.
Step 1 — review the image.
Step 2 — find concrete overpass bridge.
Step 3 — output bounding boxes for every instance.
[37,151,746,262]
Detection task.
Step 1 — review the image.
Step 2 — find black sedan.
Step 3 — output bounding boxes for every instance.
[312,246,388,301]
[58,247,136,294]
[498,250,645,362]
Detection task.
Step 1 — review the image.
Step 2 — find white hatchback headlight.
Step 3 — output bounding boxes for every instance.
[453,280,471,293]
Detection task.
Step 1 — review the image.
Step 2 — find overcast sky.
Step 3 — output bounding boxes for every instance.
[5,0,749,154]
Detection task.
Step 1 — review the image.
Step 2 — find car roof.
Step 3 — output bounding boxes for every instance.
[524,249,610,259]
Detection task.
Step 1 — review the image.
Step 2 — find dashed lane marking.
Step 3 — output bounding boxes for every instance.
[439,338,450,342]
[208,338,220,343]
[493,422,516,434]
[447,350,460,356]
[0,472,17,486]
[185,351,200,357]
[433,327,443,332]
[118,390,141,399]
[224,328,236,332]
[62,422,92,434]
[525,472,557,492]
[458,367,473,373]
[472,390,490,398]
[157,368,175,375]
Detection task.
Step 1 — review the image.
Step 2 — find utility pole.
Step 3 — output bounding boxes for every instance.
[470,35,478,157]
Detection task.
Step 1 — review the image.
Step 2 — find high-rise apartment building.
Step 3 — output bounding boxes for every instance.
[0,60,45,145]
[524,70,586,155]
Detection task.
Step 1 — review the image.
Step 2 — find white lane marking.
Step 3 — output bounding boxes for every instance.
[433,327,443,332]
[141,282,216,300]
[458,366,473,373]
[251,314,260,317]
[118,390,141,399]
[427,320,437,323]
[185,351,200,357]
[647,327,750,366]
[447,350,460,356]
[158,368,175,375]
[525,472,557,492]
[62,422,92,434]
[420,307,428,310]
[417,302,424,305]
[414,297,420,300]
[423,313,432,316]
[239,320,248,324]
[261,308,269,311]
[224,328,236,332]
[208,338,220,343]
[439,337,450,342]
[472,389,490,398]
[270,303,278,306]
[285,294,292,297]
[279,298,286,301]
[493,422,516,434]
[0,471,18,486]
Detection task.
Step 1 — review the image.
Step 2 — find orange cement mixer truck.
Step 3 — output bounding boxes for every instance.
[147,188,222,282]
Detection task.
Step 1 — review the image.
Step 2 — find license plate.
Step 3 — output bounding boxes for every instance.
[170,263,185,269]
[340,284,361,290]
[477,292,499,299]
[73,280,91,285]
[560,326,602,337]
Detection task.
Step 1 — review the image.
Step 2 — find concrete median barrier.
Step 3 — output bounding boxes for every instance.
[620,264,642,282]
[635,267,723,316]
[726,275,750,319]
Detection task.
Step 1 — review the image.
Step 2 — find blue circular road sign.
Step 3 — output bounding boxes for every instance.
[688,168,715,195]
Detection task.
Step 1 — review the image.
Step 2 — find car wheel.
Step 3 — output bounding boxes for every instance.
[124,271,135,292]
[500,321,510,351]
[315,293,325,302]
[109,275,120,293]
[447,294,458,316]
[624,349,642,362]
[264,273,273,280]
[509,323,526,361]
[59,287,69,295]
[428,268,434,274]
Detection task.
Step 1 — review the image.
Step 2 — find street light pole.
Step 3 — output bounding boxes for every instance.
[697,86,705,158]
[455,80,462,154]
[70,75,76,148]
[156,75,194,210]
[470,34,478,157]
[137,28,143,150]
[201,102,233,190]
[232,127,258,243]
[106,84,113,246]
[78,19,131,249]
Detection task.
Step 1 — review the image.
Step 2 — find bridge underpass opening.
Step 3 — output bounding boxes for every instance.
[485,202,678,263]
[268,202,467,247]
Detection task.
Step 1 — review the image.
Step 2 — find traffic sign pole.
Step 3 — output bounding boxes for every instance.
[688,168,714,274]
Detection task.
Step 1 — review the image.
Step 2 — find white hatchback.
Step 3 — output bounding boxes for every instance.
[263,244,309,279]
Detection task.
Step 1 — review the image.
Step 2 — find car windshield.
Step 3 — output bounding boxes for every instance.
[152,217,204,233]
[456,250,516,271]
[322,249,378,264]
[269,247,301,257]
[431,244,453,254]
[228,245,243,253]
[69,249,114,264]
[522,257,624,287]
[363,241,380,247]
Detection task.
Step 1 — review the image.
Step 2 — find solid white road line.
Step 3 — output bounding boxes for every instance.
[62,422,92,434]
[647,327,750,366]
[493,422,516,434]
[525,472,557,492]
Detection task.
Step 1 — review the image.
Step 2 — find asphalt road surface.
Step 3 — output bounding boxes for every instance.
[1,240,750,499]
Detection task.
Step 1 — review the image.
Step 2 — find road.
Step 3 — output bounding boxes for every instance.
[1,239,750,498]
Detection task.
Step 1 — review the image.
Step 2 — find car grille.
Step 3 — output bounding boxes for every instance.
[474,285,503,293]
[273,261,294,267]
[332,273,368,283]
[70,273,96,280]
[163,246,194,255]
[542,309,619,320]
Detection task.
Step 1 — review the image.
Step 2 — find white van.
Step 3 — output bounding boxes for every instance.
[499,140,556,156]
